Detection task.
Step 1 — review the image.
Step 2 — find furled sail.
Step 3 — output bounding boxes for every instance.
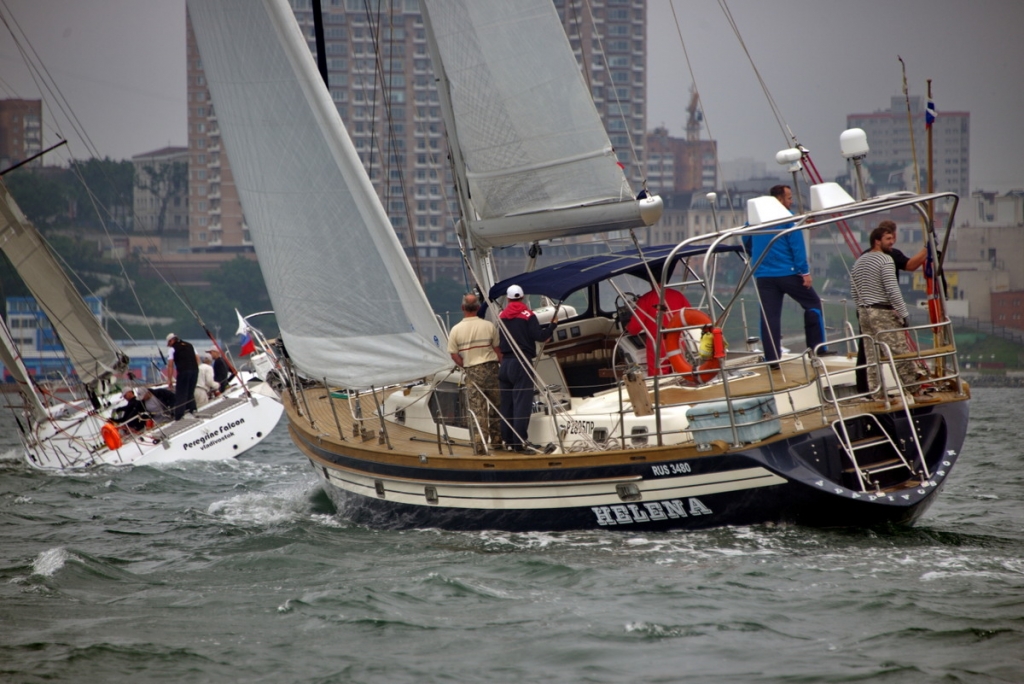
[0,179,127,387]
[421,0,661,247]
[187,0,451,389]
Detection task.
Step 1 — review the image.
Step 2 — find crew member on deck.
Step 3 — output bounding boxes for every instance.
[851,225,927,395]
[448,293,502,453]
[497,285,557,453]
[855,220,926,392]
[208,347,234,393]
[166,333,199,420]
[118,389,148,432]
[744,184,826,364]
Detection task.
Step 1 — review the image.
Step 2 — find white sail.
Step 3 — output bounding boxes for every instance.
[187,0,451,390]
[421,0,660,247]
[0,179,127,387]
[0,316,48,419]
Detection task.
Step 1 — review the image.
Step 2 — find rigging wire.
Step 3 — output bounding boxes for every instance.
[0,1,214,350]
[362,0,425,281]
[667,0,736,216]
[580,0,647,191]
[716,0,791,150]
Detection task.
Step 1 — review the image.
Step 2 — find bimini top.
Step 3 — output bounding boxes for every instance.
[488,243,742,304]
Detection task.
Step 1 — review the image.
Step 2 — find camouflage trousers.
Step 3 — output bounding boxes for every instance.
[857,307,923,394]
[465,361,501,451]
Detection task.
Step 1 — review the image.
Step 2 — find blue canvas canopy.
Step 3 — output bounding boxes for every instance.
[487,243,742,304]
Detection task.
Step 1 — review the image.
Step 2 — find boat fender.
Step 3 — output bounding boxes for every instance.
[101,422,122,451]
[712,327,726,359]
[662,309,722,384]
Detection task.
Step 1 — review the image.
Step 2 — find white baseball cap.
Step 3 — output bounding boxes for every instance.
[506,284,524,300]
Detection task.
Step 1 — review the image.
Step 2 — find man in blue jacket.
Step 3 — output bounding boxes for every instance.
[745,184,825,364]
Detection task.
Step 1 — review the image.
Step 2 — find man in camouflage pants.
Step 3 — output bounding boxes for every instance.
[851,226,926,395]
[447,293,502,453]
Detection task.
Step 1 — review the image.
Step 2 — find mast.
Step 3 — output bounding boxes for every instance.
[927,79,934,223]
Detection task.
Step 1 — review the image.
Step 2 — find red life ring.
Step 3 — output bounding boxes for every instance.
[662,309,722,384]
[101,422,122,451]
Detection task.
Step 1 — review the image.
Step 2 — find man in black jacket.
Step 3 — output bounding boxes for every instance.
[208,347,235,392]
[116,389,149,432]
[497,285,557,452]
[166,333,199,420]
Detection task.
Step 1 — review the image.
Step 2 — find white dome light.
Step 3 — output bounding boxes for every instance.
[840,128,869,159]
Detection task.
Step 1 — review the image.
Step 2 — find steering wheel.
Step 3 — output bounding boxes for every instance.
[614,292,637,331]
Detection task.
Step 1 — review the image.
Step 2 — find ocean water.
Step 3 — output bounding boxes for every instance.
[1,388,1022,683]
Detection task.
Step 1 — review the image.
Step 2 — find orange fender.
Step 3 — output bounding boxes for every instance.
[662,309,721,384]
[101,422,122,451]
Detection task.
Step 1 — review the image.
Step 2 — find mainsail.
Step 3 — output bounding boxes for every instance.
[0,179,127,387]
[187,0,451,389]
[421,0,661,247]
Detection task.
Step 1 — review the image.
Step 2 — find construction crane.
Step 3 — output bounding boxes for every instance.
[685,87,702,142]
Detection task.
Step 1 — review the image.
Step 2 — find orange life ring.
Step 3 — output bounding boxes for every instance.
[662,309,722,384]
[101,422,122,451]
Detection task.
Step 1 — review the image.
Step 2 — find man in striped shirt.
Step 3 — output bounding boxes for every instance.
[851,226,924,394]
[855,220,926,392]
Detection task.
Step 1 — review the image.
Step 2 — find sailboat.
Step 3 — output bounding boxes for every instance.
[188,0,969,531]
[0,178,285,470]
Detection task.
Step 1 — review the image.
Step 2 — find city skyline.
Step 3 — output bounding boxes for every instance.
[1,0,1022,192]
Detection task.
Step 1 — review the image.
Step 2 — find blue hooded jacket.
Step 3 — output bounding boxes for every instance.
[742,218,809,278]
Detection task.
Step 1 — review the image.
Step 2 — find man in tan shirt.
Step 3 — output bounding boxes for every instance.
[447,293,502,453]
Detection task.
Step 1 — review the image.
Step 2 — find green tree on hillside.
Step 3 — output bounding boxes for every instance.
[73,158,134,230]
[3,170,68,226]
[134,161,187,234]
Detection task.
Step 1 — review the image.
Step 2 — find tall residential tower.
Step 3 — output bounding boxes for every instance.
[186,1,650,281]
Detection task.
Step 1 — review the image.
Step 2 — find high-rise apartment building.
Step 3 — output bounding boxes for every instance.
[847,95,969,199]
[185,14,250,253]
[186,1,649,279]
[553,0,648,190]
[0,99,42,171]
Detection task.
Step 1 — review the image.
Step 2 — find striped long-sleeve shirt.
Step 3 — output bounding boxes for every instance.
[851,251,909,320]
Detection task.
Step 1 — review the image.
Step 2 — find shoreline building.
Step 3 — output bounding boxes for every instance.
[2,296,166,385]
[132,146,189,234]
[0,99,42,171]
[846,95,969,199]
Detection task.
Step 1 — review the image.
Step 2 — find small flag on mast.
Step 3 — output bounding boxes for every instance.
[235,309,256,356]
[925,98,937,129]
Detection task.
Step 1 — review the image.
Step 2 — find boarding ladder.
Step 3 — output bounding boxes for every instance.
[813,338,930,493]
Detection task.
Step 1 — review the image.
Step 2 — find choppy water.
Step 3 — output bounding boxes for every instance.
[1,388,1022,683]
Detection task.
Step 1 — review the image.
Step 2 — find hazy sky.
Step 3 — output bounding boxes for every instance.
[1,0,1022,191]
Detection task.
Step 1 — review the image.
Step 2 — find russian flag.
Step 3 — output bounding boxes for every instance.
[925,98,937,129]
[235,310,256,356]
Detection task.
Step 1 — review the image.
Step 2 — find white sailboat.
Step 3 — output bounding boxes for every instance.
[188,0,969,531]
[0,178,284,470]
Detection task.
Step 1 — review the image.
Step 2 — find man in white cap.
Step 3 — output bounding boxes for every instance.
[166,333,199,420]
[497,284,557,452]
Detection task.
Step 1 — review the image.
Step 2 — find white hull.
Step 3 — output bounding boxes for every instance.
[20,381,284,471]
